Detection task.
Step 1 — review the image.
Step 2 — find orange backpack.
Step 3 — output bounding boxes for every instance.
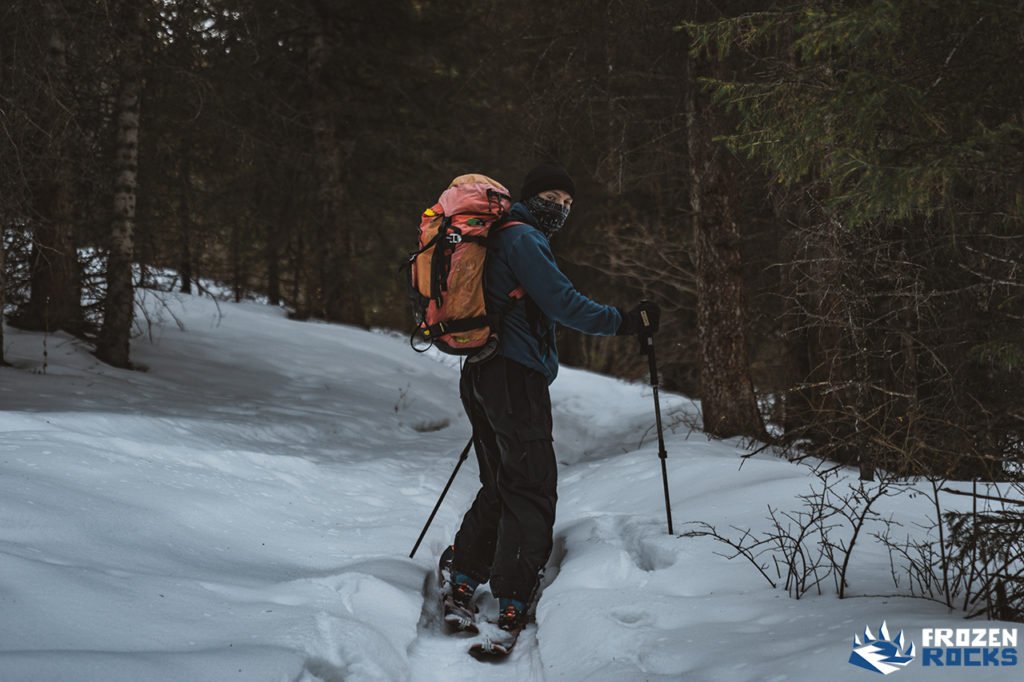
[406,174,522,355]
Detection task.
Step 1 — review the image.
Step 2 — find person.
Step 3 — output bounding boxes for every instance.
[446,163,660,637]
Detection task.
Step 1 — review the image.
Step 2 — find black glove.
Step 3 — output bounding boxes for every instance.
[616,300,661,336]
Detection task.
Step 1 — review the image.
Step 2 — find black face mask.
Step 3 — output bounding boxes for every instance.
[524,195,571,235]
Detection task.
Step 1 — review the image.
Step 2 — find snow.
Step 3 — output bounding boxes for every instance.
[0,290,1018,681]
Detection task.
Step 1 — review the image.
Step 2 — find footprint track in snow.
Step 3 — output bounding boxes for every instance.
[595,514,678,573]
[609,606,655,628]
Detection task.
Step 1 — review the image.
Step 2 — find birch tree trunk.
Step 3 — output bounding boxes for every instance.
[18,0,81,334]
[306,2,364,326]
[97,1,144,368]
[686,52,766,440]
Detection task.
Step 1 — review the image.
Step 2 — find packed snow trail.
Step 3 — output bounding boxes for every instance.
[1,290,1018,681]
[405,550,546,681]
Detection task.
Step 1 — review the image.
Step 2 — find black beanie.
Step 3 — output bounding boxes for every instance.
[520,163,576,201]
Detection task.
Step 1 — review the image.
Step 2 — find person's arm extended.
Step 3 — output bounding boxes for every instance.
[505,230,621,335]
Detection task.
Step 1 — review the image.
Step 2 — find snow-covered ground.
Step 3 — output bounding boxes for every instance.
[0,291,1018,681]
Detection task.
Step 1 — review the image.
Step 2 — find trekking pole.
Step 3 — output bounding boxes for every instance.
[409,436,474,559]
[639,308,674,535]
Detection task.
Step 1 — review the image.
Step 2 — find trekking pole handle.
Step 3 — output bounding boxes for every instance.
[640,323,657,377]
[637,301,657,356]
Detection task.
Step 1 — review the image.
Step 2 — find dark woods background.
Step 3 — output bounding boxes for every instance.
[1,0,1022,483]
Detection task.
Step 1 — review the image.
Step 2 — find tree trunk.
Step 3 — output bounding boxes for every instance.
[231,218,243,302]
[97,1,144,368]
[173,2,195,296]
[0,225,6,365]
[290,223,305,317]
[602,0,623,196]
[800,210,875,480]
[306,2,364,326]
[686,52,766,440]
[266,195,288,307]
[177,138,193,294]
[266,232,280,306]
[17,0,81,335]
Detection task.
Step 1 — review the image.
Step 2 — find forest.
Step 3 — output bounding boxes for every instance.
[1,0,1021,552]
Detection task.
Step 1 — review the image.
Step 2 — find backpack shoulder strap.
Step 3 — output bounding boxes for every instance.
[486,217,526,249]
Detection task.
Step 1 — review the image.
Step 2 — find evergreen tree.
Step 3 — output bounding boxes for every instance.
[13,0,83,335]
[689,0,1024,476]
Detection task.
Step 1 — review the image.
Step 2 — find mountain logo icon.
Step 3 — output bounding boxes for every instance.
[849,621,916,675]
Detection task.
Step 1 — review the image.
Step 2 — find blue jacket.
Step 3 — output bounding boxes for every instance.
[486,202,622,384]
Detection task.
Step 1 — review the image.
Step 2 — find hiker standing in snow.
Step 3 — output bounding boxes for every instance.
[445,163,660,644]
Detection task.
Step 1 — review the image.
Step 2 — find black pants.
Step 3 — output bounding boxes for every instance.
[452,356,557,603]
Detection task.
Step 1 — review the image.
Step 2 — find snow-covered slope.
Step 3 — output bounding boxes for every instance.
[0,292,1016,681]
